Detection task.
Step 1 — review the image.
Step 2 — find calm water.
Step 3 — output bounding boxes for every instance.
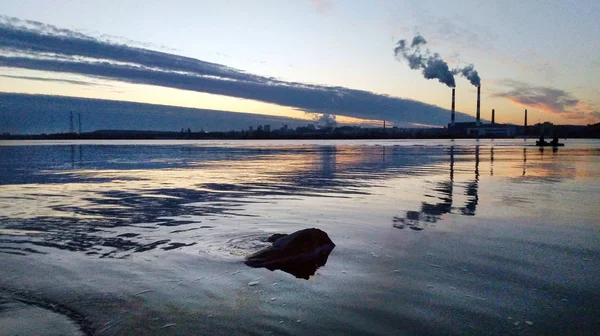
[0,139,599,335]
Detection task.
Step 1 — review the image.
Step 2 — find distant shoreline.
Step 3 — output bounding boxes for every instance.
[2,125,599,141]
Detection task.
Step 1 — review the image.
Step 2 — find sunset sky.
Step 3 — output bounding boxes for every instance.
[0,0,598,132]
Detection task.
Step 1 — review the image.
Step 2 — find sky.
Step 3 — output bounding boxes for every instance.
[0,0,598,133]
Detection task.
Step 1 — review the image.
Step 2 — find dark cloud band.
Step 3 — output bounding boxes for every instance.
[0,16,473,126]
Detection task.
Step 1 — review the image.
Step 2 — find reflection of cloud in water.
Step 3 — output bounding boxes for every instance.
[0,144,449,257]
[517,146,584,181]
[1,142,596,256]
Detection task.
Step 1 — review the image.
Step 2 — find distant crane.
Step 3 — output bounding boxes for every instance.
[69,111,74,134]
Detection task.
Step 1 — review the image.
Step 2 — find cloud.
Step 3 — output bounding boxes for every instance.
[0,93,311,134]
[0,74,101,86]
[492,79,600,123]
[309,0,333,13]
[312,113,337,129]
[0,16,473,126]
[492,80,581,113]
[428,15,498,53]
[564,111,585,120]
[394,6,499,54]
[396,9,555,81]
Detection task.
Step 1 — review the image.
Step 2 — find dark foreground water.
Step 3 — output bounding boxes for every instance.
[0,139,599,335]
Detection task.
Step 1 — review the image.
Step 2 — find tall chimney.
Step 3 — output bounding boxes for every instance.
[451,88,455,127]
[476,85,481,127]
[491,109,495,125]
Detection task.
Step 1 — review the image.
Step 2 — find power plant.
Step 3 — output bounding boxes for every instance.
[447,84,522,138]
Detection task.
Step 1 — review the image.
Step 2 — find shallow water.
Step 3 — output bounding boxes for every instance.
[0,139,599,335]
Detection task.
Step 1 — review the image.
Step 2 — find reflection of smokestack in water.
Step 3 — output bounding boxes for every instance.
[490,147,494,176]
[524,109,528,136]
[451,88,455,127]
[476,86,481,126]
[491,109,495,125]
[450,146,454,186]
[475,145,480,179]
[522,148,527,176]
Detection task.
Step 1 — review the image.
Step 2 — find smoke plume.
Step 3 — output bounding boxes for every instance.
[315,113,337,129]
[453,64,481,87]
[410,35,427,48]
[394,35,456,88]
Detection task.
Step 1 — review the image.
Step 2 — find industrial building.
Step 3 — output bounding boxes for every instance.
[448,85,523,138]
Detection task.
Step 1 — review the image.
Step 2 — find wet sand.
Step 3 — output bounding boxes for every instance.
[1,139,599,335]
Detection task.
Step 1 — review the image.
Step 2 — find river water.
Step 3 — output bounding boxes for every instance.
[0,139,599,335]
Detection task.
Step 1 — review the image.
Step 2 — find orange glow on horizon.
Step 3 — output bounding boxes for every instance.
[0,67,386,126]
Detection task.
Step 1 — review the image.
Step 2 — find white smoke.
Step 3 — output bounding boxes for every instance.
[315,113,337,129]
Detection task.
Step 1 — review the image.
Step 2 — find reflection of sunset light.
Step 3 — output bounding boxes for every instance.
[0,145,411,220]
[2,143,598,223]
[0,183,128,219]
[0,153,322,219]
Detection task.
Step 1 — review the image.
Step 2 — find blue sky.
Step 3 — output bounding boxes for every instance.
[0,0,598,132]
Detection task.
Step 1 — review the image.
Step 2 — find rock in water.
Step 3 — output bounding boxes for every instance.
[266,233,288,242]
[245,228,335,279]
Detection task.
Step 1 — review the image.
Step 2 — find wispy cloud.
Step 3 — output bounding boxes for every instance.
[0,15,473,126]
[392,8,557,82]
[492,79,599,121]
[492,79,579,113]
[0,74,102,86]
[393,5,499,54]
[428,15,498,52]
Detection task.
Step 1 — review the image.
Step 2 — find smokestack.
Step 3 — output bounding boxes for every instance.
[78,113,81,134]
[524,109,528,127]
[383,120,386,130]
[476,85,481,127]
[451,88,455,127]
[491,109,495,125]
